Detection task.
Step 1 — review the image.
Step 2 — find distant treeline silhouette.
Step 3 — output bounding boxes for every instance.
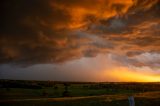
[0,80,159,91]
[83,83,160,91]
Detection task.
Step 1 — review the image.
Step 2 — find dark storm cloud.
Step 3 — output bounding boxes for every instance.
[0,0,73,65]
[0,0,160,66]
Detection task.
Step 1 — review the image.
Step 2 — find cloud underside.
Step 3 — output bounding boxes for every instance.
[0,0,160,68]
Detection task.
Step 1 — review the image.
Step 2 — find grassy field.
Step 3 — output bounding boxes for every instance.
[0,92,160,106]
[0,85,136,99]
[0,80,159,106]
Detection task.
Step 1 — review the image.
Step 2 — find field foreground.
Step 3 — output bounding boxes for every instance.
[0,80,160,106]
[0,91,160,106]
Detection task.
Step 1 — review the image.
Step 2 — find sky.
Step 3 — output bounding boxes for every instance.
[0,0,160,82]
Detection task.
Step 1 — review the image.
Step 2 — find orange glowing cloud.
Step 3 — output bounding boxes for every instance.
[50,0,159,30]
[50,0,135,29]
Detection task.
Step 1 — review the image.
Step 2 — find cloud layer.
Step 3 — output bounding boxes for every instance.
[0,0,160,69]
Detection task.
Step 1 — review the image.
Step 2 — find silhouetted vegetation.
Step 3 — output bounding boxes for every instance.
[0,80,159,92]
[62,83,70,97]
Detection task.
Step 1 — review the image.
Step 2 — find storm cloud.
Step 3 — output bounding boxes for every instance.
[0,0,160,69]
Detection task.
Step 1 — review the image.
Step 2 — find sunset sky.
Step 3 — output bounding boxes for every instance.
[0,0,160,82]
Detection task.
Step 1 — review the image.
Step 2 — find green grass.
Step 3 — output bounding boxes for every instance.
[1,83,159,106]
[0,84,136,99]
